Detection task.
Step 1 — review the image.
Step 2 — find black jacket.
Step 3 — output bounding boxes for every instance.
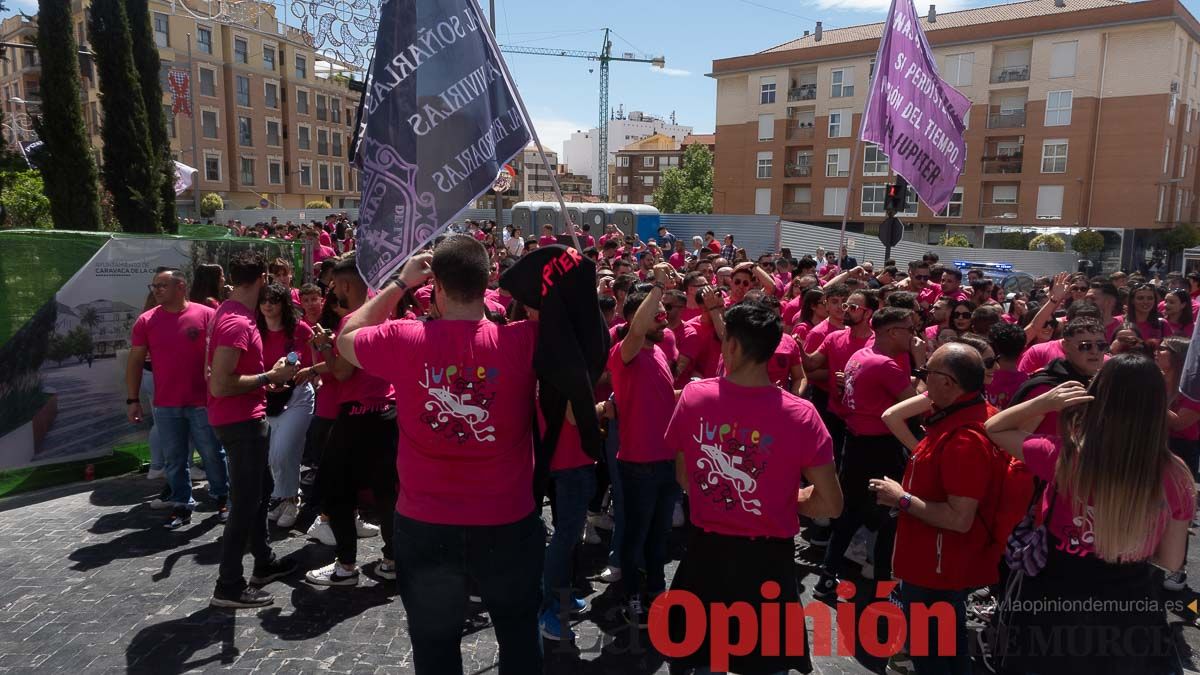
[500,245,610,494]
[1011,358,1090,407]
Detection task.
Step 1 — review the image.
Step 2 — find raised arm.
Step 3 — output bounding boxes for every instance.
[338,253,433,368]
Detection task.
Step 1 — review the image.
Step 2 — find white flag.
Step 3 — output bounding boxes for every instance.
[173,161,198,195]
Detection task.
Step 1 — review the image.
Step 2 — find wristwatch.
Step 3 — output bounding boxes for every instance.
[899,493,913,512]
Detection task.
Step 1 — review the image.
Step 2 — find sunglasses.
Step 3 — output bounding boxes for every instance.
[914,367,957,383]
[1071,340,1109,353]
[952,311,973,319]
[732,278,751,287]
[842,302,863,312]
[914,274,930,281]
[984,356,998,369]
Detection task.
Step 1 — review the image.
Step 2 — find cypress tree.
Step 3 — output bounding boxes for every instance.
[35,0,102,231]
[125,0,177,232]
[89,0,162,232]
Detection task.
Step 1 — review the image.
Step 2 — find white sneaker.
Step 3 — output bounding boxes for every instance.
[147,468,165,480]
[189,466,207,481]
[587,511,614,530]
[305,562,359,587]
[307,518,338,546]
[1165,570,1188,592]
[276,501,299,530]
[672,503,685,528]
[355,516,380,538]
[267,501,286,521]
[582,522,601,545]
[600,566,622,583]
[374,559,397,581]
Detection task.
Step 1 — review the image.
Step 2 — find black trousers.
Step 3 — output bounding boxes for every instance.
[212,418,274,594]
[318,403,399,565]
[822,431,907,582]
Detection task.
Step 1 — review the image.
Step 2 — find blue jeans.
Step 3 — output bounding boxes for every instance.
[618,459,679,600]
[156,406,228,509]
[267,383,314,499]
[543,465,596,608]
[393,512,544,675]
[897,582,970,675]
[605,416,627,568]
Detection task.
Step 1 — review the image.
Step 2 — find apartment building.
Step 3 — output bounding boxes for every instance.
[710,0,1200,250]
[0,0,361,214]
[609,133,683,205]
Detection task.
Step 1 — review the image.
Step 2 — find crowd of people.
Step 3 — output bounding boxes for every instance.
[123,215,1200,675]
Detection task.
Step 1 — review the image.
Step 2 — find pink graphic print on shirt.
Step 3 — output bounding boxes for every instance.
[691,418,770,515]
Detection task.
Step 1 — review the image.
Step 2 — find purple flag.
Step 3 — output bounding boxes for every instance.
[861,0,967,213]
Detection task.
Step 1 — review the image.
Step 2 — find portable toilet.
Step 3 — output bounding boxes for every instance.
[583,204,613,231]
[630,205,663,243]
[510,202,534,230]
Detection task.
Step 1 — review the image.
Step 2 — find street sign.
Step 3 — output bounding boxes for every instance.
[878,216,904,247]
[259,198,270,208]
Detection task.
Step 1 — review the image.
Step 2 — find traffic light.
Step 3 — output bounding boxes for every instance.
[886,176,909,213]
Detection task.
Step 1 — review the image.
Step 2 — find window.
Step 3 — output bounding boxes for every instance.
[643,195,655,204]
[1180,38,1186,75]
[828,109,849,137]
[298,125,310,150]
[899,187,919,216]
[268,158,282,185]
[331,98,341,124]
[1036,185,1064,219]
[316,95,327,121]
[296,89,309,114]
[240,157,254,184]
[869,58,876,80]
[1045,91,1072,126]
[863,144,889,176]
[617,156,630,167]
[332,132,342,157]
[295,55,307,79]
[319,163,330,190]
[861,184,887,215]
[658,156,671,167]
[617,175,629,185]
[792,186,812,203]
[263,46,275,71]
[1170,93,1178,126]
[1177,189,1185,222]
[204,154,220,181]
[1159,186,1166,221]
[197,27,212,54]
[264,81,278,108]
[944,53,974,87]
[234,37,248,64]
[333,165,344,191]
[823,187,847,216]
[937,187,964,218]
[236,75,250,107]
[643,175,655,186]
[201,110,218,138]
[266,119,281,147]
[299,161,312,186]
[1041,140,1068,173]
[238,116,252,146]
[164,105,176,138]
[755,188,772,215]
[199,68,215,96]
[153,12,169,47]
[643,156,655,168]
[1165,139,1172,174]
[1194,49,1199,86]
[758,113,774,141]
[826,148,849,177]
[317,129,328,155]
[616,195,629,203]
[992,185,1018,204]
[1183,146,1190,178]
[756,151,773,179]
[760,76,776,104]
[831,67,854,97]
[1049,41,1077,78]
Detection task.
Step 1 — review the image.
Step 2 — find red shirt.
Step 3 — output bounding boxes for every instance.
[131,302,214,407]
[205,299,266,426]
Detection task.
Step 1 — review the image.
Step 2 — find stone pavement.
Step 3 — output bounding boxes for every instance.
[0,473,1199,674]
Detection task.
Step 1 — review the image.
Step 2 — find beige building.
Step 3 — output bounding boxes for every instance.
[1,0,361,216]
[711,0,1200,259]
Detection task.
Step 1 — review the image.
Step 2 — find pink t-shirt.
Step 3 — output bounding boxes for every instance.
[353,318,538,525]
[802,318,840,353]
[205,299,266,426]
[1171,396,1200,441]
[313,244,336,263]
[669,251,687,270]
[664,378,834,539]
[314,371,342,419]
[714,332,801,391]
[319,231,332,247]
[677,317,722,385]
[608,342,676,463]
[262,321,314,369]
[537,401,595,472]
[539,235,558,247]
[792,321,812,345]
[986,369,1029,410]
[1022,435,1194,559]
[1018,339,1065,375]
[290,288,301,306]
[819,329,871,415]
[841,347,911,436]
[335,313,394,406]
[923,324,943,342]
[130,302,214,408]
[781,297,803,326]
[916,284,942,310]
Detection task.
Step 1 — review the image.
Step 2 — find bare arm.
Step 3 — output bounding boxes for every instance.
[873,476,980,534]
[209,347,294,398]
[1167,405,1200,432]
[619,285,663,364]
[790,361,808,397]
[798,462,842,519]
[1152,516,1190,572]
[985,381,1093,460]
[125,346,148,424]
[882,394,933,452]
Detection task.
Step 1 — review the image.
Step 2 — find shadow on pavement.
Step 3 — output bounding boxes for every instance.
[69,513,222,572]
[125,606,238,673]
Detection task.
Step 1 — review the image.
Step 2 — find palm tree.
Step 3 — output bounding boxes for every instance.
[79,306,100,333]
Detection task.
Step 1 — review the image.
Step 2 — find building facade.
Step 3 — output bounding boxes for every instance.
[710,0,1200,249]
[1,0,361,216]
[610,133,683,205]
[562,108,693,190]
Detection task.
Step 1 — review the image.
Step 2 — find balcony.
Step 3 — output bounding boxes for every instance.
[990,65,1030,84]
[784,163,812,178]
[788,85,816,102]
[980,203,1020,219]
[980,153,1023,174]
[782,202,812,217]
[786,124,815,141]
[987,110,1025,129]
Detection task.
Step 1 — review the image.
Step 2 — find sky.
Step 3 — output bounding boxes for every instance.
[6,0,1200,164]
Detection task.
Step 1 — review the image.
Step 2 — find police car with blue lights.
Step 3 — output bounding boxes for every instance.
[952,261,1035,294]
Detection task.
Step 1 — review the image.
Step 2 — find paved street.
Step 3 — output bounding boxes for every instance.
[0,473,1198,674]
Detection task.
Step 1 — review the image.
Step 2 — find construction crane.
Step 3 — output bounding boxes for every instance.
[499,28,665,198]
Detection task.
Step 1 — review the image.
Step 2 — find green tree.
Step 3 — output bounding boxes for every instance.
[46,334,72,367]
[200,193,224,218]
[1028,233,1066,252]
[79,306,100,333]
[65,325,94,362]
[0,170,53,229]
[938,233,971,247]
[35,0,103,231]
[305,200,332,209]
[90,0,162,233]
[125,0,176,232]
[1071,229,1105,256]
[652,144,713,214]
[1162,223,1200,253]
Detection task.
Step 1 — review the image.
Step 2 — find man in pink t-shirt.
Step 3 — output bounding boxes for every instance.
[206,251,300,609]
[338,237,543,671]
[814,307,919,599]
[126,268,228,528]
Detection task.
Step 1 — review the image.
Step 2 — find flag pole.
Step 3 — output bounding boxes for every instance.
[470,0,583,251]
[837,134,862,257]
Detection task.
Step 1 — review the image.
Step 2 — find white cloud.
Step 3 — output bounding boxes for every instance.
[527,110,587,159]
[652,66,692,77]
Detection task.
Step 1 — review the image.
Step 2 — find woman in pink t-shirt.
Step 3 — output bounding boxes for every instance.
[257,283,316,529]
[1157,337,1200,481]
[1164,288,1195,338]
[788,287,826,345]
[1119,283,1168,350]
[986,357,1195,675]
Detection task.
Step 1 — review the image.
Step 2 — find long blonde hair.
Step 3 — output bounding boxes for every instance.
[1056,353,1194,562]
